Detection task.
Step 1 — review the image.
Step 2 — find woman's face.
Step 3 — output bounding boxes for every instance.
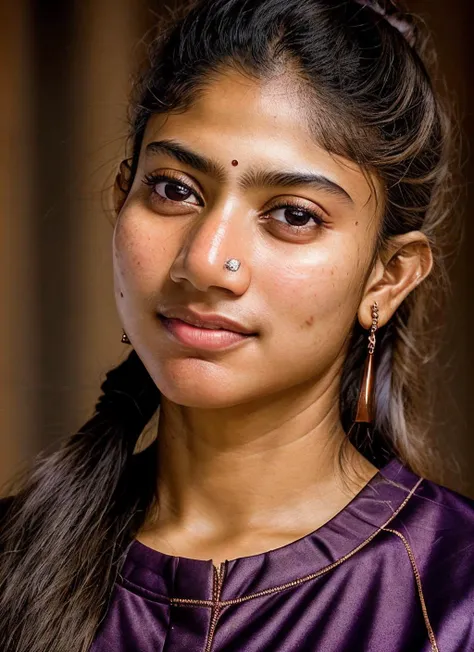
[113,70,382,408]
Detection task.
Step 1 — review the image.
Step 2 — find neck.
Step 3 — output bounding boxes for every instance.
[144,375,377,539]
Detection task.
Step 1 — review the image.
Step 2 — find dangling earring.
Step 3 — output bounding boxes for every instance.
[121,329,131,344]
[354,301,379,424]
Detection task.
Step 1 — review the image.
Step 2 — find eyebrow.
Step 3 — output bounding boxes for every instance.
[145,139,354,205]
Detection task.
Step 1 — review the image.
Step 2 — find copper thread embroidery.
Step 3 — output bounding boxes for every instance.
[169,477,423,608]
[383,527,439,652]
[121,476,426,650]
[204,562,225,652]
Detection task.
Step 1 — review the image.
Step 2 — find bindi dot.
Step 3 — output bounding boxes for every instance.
[231,159,239,166]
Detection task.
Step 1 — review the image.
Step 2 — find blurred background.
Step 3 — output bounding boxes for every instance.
[0,0,472,495]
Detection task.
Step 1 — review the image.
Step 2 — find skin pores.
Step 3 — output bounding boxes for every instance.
[112,69,386,554]
[113,70,380,420]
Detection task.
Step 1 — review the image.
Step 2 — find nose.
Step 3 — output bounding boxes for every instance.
[168,201,252,294]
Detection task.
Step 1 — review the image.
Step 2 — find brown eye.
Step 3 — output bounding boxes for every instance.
[143,173,203,206]
[279,207,312,228]
[267,205,326,230]
[156,180,196,203]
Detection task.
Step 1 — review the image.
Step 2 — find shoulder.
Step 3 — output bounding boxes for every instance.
[380,468,474,646]
[398,472,474,538]
[377,457,474,581]
[385,466,474,598]
[379,458,474,541]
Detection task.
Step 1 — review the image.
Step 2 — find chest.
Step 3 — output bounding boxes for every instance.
[91,543,452,652]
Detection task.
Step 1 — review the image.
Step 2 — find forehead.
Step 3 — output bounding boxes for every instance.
[141,69,383,214]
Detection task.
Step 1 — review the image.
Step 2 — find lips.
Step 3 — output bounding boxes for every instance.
[159,307,256,335]
[158,315,257,352]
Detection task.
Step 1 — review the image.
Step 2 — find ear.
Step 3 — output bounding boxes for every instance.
[113,158,133,220]
[358,231,433,329]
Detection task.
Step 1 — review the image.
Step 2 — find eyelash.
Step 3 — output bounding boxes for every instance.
[142,173,328,233]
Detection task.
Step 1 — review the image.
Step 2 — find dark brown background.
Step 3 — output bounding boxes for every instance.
[0,1,472,494]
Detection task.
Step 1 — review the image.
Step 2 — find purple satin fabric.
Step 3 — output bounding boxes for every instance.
[90,457,474,651]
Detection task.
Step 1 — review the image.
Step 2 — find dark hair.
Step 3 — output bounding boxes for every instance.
[0,1,459,650]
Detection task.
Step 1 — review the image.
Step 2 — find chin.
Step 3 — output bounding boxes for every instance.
[145,357,254,409]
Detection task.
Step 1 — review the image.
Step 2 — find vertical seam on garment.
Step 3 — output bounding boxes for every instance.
[383,527,439,652]
[204,564,225,652]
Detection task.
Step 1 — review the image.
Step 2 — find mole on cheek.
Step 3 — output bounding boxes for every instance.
[304,315,315,327]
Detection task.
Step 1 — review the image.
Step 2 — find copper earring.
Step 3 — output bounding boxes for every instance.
[354,302,379,424]
[121,329,131,344]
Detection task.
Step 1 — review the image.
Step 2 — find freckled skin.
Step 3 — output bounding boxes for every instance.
[113,70,380,409]
[111,68,390,556]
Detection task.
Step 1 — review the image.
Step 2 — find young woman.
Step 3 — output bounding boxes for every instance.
[0,0,472,650]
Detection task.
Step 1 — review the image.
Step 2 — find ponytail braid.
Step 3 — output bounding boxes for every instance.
[0,350,160,652]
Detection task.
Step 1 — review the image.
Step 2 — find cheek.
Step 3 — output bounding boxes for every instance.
[113,213,167,296]
[263,244,365,336]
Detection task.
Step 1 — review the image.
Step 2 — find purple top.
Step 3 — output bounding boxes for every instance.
[90,456,474,651]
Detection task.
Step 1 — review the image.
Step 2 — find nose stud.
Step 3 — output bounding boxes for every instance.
[224,258,241,272]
